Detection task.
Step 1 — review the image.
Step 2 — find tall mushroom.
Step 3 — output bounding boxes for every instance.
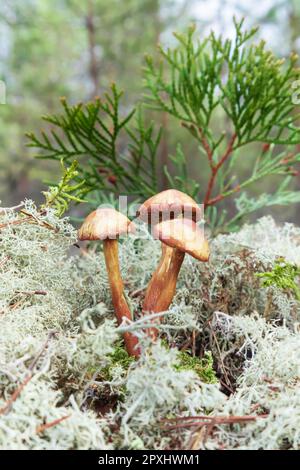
[78,208,140,357]
[137,190,208,338]
[137,189,202,225]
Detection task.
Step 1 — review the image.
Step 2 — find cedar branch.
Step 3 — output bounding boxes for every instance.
[203,133,237,207]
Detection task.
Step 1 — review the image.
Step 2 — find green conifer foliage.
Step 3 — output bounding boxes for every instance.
[27,20,300,231]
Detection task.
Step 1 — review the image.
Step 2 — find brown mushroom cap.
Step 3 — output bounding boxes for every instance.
[78,208,135,241]
[153,218,210,261]
[137,189,202,223]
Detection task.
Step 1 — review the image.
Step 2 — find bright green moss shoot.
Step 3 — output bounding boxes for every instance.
[175,351,218,384]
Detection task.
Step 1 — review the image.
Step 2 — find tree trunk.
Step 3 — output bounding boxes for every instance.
[86,0,99,97]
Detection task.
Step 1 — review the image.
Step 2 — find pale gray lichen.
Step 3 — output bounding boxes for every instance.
[204,314,300,450]
[0,376,110,450]
[115,340,225,449]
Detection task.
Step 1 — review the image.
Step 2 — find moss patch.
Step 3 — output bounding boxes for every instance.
[100,343,135,381]
[175,351,218,384]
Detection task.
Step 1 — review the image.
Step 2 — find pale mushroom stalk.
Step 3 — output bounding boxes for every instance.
[103,239,140,357]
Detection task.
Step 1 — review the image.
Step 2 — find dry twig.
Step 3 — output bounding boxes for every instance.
[161,413,268,449]
[0,331,56,415]
[36,415,70,434]
[208,320,234,394]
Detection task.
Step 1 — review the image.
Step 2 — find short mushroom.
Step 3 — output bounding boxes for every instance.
[154,218,210,261]
[144,218,209,338]
[78,208,140,357]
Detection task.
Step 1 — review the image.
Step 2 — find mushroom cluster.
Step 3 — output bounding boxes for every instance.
[78,190,210,357]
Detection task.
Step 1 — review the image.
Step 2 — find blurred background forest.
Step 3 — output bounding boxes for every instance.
[1,0,300,223]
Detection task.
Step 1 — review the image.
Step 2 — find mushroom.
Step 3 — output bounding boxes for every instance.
[137,190,208,339]
[137,189,202,225]
[78,208,140,357]
[144,218,209,336]
[154,218,210,262]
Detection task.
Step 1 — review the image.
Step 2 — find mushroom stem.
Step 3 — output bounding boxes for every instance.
[142,245,185,339]
[103,239,140,357]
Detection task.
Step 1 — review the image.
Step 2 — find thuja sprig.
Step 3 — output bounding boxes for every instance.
[144,18,300,230]
[144,19,300,147]
[27,19,300,231]
[41,160,87,217]
[27,84,160,199]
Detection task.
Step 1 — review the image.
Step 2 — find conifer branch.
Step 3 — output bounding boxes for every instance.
[28,19,300,231]
[27,85,161,201]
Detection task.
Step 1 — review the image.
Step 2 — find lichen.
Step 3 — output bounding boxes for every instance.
[204,314,300,450]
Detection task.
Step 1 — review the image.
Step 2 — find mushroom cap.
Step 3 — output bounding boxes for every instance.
[78,208,135,241]
[137,189,202,223]
[153,218,210,261]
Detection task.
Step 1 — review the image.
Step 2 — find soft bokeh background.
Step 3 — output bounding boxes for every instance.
[0,0,300,221]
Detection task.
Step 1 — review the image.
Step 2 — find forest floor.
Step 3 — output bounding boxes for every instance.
[0,201,299,450]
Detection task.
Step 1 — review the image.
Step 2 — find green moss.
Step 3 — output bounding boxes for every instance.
[159,339,218,383]
[256,257,300,300]
[100,343,135,381]
[175,351,218,384]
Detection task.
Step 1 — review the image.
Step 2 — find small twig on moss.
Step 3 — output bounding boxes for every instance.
[0,211,58,233]
[161,414,268,429]
[36,415,70,434]
[180,331,200,352]
[15,290,48,296]
[219,379,235,395]
[0,217,32,231]
[9,300,25,311]
[0,374,33,415]
[192,330,196,357]
[28,331,56,372]
[162,413,268,449]
[0,332,56,415]
[184,414,268,450]
[0,256,10,268]
[20,210,58,232]
[208,321,234,393]
[130,286,148,298]
[0,203,25,214]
